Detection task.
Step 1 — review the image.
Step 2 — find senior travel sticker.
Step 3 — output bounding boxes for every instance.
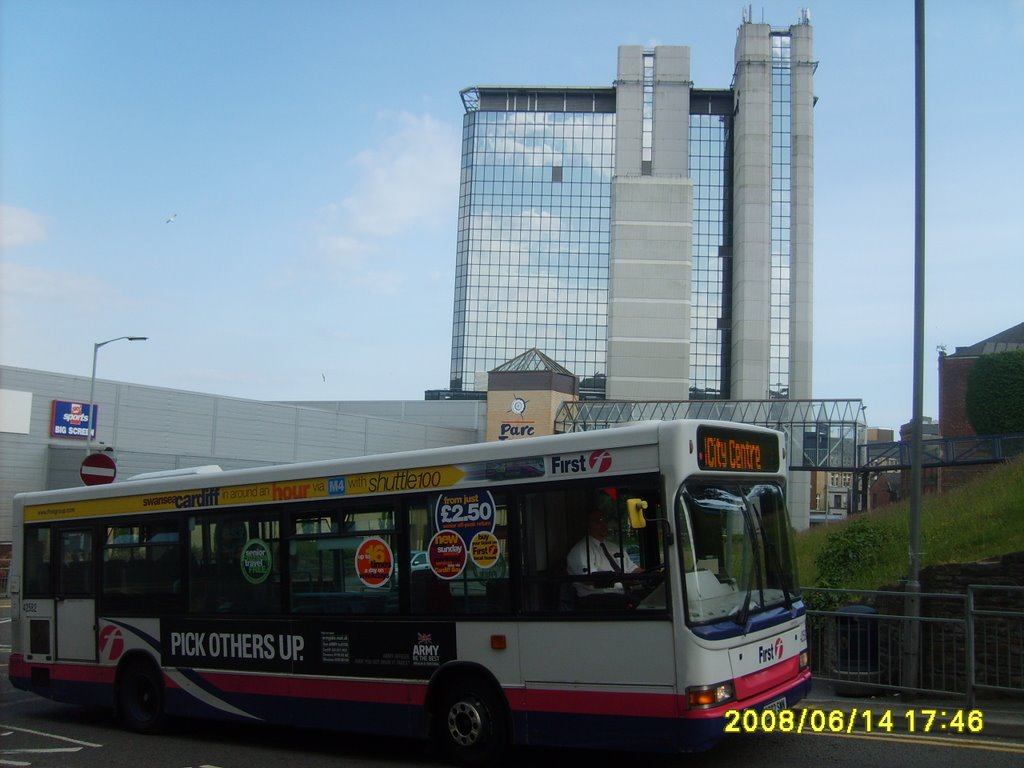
[240,538,273,584]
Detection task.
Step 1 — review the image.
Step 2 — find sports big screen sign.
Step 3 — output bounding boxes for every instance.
[51,400,96,439]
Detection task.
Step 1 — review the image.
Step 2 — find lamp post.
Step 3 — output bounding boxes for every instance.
[86,336,147,454]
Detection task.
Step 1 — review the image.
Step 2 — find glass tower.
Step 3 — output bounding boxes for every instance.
[770,31,792,399]
[688,97,733,400]
[450,90,615,396]
[449,16,813,403]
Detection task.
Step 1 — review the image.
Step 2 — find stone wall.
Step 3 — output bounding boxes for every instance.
[872,552,1024,696]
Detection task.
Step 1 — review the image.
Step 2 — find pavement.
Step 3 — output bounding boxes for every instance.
[804,678,1024,740]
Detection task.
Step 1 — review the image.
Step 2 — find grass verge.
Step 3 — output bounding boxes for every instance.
[796,455,1024,590]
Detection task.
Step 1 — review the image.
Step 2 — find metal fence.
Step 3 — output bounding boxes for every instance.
[804,586,1024,705]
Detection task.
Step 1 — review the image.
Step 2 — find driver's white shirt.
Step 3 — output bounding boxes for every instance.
[566,535,637,597]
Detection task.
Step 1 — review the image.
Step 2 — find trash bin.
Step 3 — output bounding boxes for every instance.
[832,604,880,696]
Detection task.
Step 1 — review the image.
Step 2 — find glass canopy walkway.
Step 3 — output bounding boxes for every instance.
[554,398,867,471]
[555,398,1024,476]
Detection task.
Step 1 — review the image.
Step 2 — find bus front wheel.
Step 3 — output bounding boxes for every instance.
[434,677,507,766]
[117,658,166,734]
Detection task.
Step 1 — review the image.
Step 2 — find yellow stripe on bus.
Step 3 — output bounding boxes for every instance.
[23,465,467,522]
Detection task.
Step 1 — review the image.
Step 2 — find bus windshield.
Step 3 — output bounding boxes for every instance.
[677,481,799,626]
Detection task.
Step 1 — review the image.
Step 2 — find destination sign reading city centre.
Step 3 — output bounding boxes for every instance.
[696,425,780,473]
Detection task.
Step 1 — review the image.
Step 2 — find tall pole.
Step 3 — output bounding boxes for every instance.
[85,336,148,454]
[904,0,926,693]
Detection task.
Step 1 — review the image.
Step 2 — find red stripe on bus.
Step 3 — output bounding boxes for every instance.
[12,659,117,685]
[520,687,681,718]
[13,657,808,725]
[193,671,429,705]
[734,656,799,700]
[183,670,684,719]
[677,668,812,721]
[9,654,28,677]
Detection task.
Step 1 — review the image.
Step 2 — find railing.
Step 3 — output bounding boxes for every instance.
[968,585,1024,705]
[859,433,1024,471]
[804,586,1024,704]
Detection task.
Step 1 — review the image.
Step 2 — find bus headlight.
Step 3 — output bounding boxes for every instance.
[686,681,735,708]
[799,650,809,671]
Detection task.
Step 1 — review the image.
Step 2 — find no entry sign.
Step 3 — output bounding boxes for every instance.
[81,452,117,485]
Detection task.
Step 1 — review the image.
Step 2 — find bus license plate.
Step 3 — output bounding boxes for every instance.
[762,697,787,714]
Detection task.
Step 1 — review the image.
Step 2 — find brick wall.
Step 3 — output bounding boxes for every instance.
[939,353,977,438]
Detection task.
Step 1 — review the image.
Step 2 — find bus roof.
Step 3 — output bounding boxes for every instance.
[14,420,783,513]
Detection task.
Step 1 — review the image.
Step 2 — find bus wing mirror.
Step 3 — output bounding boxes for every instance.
[627,498,648,529]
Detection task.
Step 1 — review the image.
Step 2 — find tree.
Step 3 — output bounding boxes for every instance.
[965,349,1024,435]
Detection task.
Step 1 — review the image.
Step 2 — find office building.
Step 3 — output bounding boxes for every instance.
[0,364,488,553]
[448,13,814,402]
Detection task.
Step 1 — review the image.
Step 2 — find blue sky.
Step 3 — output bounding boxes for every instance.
[2,0,1022,433]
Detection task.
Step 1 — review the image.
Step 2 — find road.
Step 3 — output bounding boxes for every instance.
[2,699,1021,768]
[3,605,1023,767]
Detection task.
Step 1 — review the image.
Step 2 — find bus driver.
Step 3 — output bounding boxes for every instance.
[566,508,641,605]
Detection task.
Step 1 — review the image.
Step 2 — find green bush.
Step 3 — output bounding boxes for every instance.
[966,349,1024,435]
[805,518,886,612]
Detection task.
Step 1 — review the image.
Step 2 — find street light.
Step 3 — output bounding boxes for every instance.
[86,336,148,454]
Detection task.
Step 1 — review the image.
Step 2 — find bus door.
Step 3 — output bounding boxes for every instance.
[518,484,677,735]
[55,527,97,662]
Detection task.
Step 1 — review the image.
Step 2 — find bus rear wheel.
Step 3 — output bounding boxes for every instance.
[117,658,166,734]
[434,677,507,766]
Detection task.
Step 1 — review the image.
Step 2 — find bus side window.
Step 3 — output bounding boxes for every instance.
[407,493,511,617]
[59,529,94,596]
[289,505,400,616]
[519,490,576,613]
[23,526,52,596]
[190,514,281,614]
[521,484,667,614]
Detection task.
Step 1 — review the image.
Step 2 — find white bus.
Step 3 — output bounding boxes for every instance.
[8,420,809,764]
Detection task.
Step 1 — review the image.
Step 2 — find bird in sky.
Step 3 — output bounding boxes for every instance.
[166,213,177,223]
